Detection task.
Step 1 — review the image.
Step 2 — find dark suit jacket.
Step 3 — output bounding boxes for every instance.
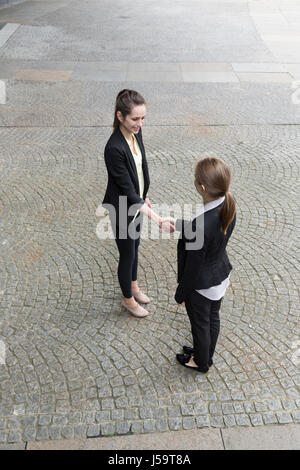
[102,127,150,226]
[175,202,236,304]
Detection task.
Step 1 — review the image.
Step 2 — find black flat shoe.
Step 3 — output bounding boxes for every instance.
[183,345,193,355]
[177,352,191,363]
[176,353,209,373]
[182,346,213,367]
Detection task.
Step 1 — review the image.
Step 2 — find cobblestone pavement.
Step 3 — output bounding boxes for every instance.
[0,0,299,445]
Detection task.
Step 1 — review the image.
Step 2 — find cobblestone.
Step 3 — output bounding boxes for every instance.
[168,418,182,431]
[249,414,264,426]
[223,415,236,427]
[182,417,196,430]
[235,415,251,427]
[196,415,210,428]
[23,428,37,441]
[263,413,278,425]
[73,424,87,439]
[210,416,224,427]
[129,422,142,434]
[291,411,300,423]
[86,424,100,438]
[100,423,115,436]
[0,0,299,445]
[276,412,293,424]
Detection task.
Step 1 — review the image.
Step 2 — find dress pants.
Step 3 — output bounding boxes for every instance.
[185,290,222,372]
[110,213,143,299]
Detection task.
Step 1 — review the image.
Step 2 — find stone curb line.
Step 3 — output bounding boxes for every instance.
[0,424,299,450]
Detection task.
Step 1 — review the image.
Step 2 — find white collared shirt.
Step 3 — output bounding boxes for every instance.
[193,196,230,301]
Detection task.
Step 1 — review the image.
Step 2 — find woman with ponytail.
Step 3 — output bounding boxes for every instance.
[102,90,173,319]
[172,156,236,373]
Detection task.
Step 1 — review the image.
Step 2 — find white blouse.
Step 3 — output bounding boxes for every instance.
[126,133,144,198]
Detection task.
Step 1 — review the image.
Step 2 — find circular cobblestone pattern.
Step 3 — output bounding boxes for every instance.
[0,123,299,444]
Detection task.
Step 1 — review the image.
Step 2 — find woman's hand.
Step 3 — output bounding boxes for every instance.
[163,216,176,225]
[159,217,175,233]
[145,195,152,208]
[161,216,176,233]
[140,203,174,232]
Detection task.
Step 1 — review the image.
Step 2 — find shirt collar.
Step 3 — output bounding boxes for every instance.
[203,195,225,213]
[193,196,225,219]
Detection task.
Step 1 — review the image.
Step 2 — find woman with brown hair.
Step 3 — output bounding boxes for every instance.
[172,156,236,373]
[102,89,173,318]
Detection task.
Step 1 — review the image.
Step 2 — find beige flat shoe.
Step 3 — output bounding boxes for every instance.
[121,300,149,318]
[132,290,150,304]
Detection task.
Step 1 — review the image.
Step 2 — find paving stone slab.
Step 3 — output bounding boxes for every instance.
[14,69,72,81]
[237,72,293,83]
[182,71,239,83]
[181,63,233,72]
[71,69,126,82]
[0,22,19,47]
[232,63,286,73]
[222,424,300,450]
[0,442,26,450]
[126,70,183,82]
[128,62,180,72]
[27,428,224,450]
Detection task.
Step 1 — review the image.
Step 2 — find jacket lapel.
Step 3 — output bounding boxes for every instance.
[116,127,149,198]
[116,127,139,183]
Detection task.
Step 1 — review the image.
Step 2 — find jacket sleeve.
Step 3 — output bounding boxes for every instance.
[174,219,208,304]
[104,145,144,206]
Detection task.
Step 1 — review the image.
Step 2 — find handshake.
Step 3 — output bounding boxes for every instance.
[159,216,176,233]
[143,197,176,233]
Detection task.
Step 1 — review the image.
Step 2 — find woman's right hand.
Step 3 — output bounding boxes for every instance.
[145,195,152,208]
[160,217,175,233]
[140,204,175,232]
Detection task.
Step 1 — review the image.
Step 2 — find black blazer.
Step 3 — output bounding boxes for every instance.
[102,127,150,226]
[175,201,236,304]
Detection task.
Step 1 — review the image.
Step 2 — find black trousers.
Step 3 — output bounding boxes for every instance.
[185,290,222,372]
[111,214,143,299]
